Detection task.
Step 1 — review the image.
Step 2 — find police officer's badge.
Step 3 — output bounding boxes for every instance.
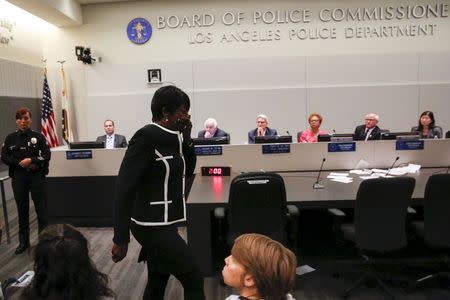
[31,138,37,144]
[127,18,152,45]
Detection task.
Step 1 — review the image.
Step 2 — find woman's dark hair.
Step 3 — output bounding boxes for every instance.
[151,85,190,122]
[417,110,436,131]
[16,107,32,119]
[21,224,114,300]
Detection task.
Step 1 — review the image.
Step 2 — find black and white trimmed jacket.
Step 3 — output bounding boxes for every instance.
[113,123,196,245]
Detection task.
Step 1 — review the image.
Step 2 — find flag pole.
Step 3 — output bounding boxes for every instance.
[58,60,71,144]
[41,58,47,76]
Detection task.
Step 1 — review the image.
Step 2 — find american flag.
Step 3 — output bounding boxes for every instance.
[41,75,59,147]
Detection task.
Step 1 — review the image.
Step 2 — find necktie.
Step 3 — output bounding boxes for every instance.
[365,128,370,141]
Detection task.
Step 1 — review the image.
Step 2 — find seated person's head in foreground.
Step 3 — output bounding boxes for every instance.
[203,118,218,138]
[222,233,297,300]
[21,224,114,300]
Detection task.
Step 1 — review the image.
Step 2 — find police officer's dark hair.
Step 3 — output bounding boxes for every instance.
[16,107,32,119]
[151,85,190,122]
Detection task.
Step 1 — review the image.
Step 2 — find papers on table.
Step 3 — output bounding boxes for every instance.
[349,169,372,175]
[333,164,422,183]
[330,177,353,183]
[327,172,353,183]
[296,265,316,276]
[328,172,349,177]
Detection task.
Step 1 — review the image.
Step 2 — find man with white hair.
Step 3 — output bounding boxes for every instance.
[248,114,278,144]
[354,113,382,141]
[197,118,229,138]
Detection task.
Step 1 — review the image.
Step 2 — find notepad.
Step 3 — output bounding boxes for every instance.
[296,265,316,276]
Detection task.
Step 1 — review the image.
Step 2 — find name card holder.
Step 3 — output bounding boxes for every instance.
[195,146,223,156]
[262,144,291,154]
[328,142,356,153]
[66,150,93,160]
[396,140,424,151]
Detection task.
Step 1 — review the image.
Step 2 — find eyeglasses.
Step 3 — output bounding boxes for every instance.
[365,118,377,122]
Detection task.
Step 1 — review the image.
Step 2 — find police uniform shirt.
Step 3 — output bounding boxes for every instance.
[1,129,51,177]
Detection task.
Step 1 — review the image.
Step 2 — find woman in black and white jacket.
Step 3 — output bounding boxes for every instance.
[111,86,204,300]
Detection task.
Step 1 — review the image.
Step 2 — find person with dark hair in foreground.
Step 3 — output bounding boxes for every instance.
[1,107,50,254]
[411,110,443,139]
[223,233,297,300]
[17,224,114,300]
[111,85,205,300]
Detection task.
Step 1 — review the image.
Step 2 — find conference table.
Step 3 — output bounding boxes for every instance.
[45,139,450,275]
[186,168,443,276]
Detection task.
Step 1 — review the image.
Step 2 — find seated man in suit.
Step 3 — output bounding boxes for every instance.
[354,113,382,141]
[248,114,278,144]
[197,118,229,138]
[96,119,128,148]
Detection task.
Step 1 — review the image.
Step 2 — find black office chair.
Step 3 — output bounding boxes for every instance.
[330,177,416,300]
[445,131,450,139]
[214,172,299,254]
[409,174,450,288]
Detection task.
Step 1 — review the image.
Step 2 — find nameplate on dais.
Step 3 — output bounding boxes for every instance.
[328,142,356,152]
[66,150,93,160]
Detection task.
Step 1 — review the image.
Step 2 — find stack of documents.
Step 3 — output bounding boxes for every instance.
[350,164,422,180]
[327,172,353,183]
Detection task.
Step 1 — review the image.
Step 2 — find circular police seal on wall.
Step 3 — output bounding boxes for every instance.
[127,18,152,44]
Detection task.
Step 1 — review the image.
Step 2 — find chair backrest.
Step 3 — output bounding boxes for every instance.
[446,131,450,139]
[297,131,303,142]
[227,172,287,244]
[355,177,415,252]
[423,174,450,248]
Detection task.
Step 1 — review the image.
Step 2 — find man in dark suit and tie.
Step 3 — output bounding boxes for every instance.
[248,114,278,144]
[96,119,128,148]
[354,113,382,141]
[197,118,229,138]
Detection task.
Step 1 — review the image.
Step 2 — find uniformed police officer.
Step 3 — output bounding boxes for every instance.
[1,107,50,254]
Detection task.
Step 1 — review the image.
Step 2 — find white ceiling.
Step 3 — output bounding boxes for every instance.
[6,0,146,26]
[76,0,142,4]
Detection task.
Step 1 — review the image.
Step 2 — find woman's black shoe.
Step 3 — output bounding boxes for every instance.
[14,243,29,255]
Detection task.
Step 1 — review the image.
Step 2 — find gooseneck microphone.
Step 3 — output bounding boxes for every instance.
[385,156,400,177]
[286,130,290,136]
[313,158,326,189]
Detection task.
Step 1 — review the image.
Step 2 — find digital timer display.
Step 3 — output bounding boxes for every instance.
[201,166,231,176]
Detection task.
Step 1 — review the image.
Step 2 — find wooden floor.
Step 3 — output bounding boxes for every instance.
[1,196,450,300]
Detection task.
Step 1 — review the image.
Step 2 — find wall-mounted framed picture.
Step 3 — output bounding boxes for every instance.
[147,69,162,84]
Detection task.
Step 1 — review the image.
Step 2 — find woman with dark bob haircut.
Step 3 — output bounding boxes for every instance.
[111,85,205,299]
[19,224,114,300]
[411,111,443,139]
